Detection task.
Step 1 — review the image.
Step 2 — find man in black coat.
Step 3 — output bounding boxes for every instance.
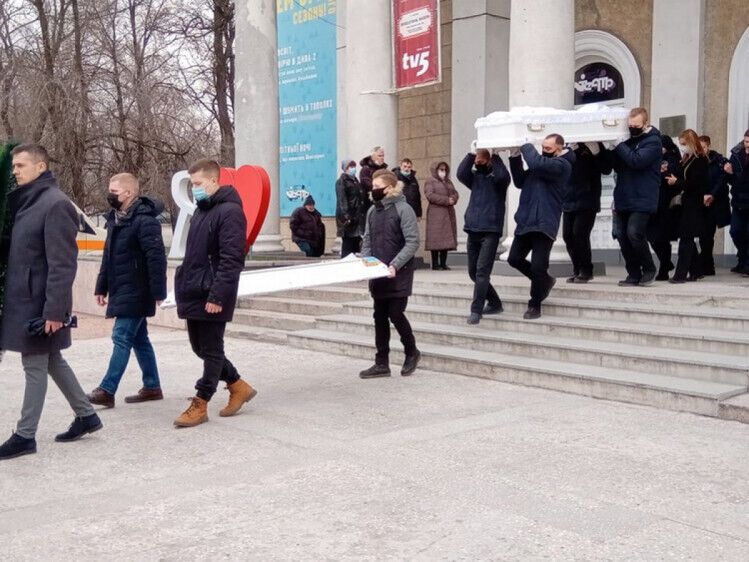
[562,142,611,283]
[457,148,511,325]
[698,136,730,276]
[508,136,574,319]
[393,158,422,219]
[86,173,167,408]
[725,130,749,274]
[0,144,101,461]
[173,159,255,428]
[336,159,366,257]
[290,195,325,257]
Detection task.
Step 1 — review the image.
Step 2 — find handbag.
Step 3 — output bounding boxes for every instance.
[669,193,683,208]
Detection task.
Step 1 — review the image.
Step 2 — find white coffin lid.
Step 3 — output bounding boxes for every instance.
[475,104,630,128]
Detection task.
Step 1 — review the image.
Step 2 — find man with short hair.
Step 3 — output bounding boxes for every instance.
[290,195,325,257]
[87,173,167,408]
[0,144,102,460]
[393,158,422,219]
[698,135,730,276]
[173,159,256,427]
[608,107,662,286]
[359,146,388,213]
[508,135,574,319]
[725,129,749,274]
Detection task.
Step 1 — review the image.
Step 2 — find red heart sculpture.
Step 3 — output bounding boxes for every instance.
[219,165,271,253]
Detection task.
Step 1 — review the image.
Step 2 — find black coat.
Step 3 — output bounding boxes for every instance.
[672,155,708,239]
[175,186,247,323]
[509,144,574,240]
[393,167,422,217]
[290,206,325,256]
[563,143,612,213]
[335,172,366,238]
[0,172,78,354]
[95,197,167,319]
[727,143,749,211]
[457,153,511,234]
[704,150,731,230]
[359,156,388,214]
[611,127,663,213]
[649,153,682,243]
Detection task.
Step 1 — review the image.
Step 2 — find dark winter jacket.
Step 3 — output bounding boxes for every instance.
[335,172,367,238]
[290,205,325,256]
[457,153,511,234]
[95,197,167,319]
[563,142,612,213]
[611,126,663,213]
[0,171,78,354]
[705,149,731,229]
[509,144,574,240]
[361,187,419,299]
[175,186,247,322]
[727,143,749,211]
[359,156,388,200]
[672,155,708,239]
[393,167,422,218]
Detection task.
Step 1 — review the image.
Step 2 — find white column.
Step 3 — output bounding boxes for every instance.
[332,0,348,255]
[234,0,284,252]
[344,0,398,167]
[450,1,511,251]
[506,0,575,258]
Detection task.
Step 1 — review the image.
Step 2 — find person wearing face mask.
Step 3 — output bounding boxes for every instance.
[725,129,749,274]
[393,158,422,220]
[335,159,367,257]
[424,161,459,270]
[86,173,167,409]
[359,146,388,213]
[664,129,708,282]
[359,169,420,379]
[173,159,256,427]
[608,107,663,286]
[457,148,511,325]
[507,134,574,319]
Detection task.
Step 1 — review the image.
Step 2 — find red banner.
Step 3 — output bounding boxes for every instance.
[393,0,440,90]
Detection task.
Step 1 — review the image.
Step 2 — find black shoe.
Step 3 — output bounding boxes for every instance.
[55,413,103,442]
[541,276,556,301]
[731,265,742,273]
[566,275,578,283]
[703,270,716,276]
[401,351,421,376]
[639,271,656,286]
[0,433,37,460]
[431,264,440,270]
[669,277,687,284]
[573,275,593,284]
[655,271,670,281]
[467,313,481,325]
[359,364,391,379]
[483,303,503,315]
[618,277,639,286]
[523,306,541,320]
[440,265,451,271]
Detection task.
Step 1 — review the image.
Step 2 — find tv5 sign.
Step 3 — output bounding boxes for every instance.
[393,0,440,89]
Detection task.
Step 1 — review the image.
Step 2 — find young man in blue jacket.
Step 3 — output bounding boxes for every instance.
[508,135,574,319]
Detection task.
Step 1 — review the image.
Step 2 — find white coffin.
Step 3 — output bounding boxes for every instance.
[474,104,630,149]
[160,254,389,309]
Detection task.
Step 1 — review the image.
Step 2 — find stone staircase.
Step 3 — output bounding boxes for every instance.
[227,271,749,423]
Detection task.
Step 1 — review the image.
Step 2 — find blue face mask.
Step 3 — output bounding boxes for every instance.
[192,187,209,201]
[401,169,411,177]
[347,167,357,177]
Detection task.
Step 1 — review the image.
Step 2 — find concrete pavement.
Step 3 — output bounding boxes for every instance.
[0,323,747,560]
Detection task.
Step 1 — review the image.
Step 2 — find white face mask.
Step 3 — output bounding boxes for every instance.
[680,145,692,156]
[438,170,447,179]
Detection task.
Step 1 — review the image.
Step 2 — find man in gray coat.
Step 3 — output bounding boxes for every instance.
[0,144,102,461]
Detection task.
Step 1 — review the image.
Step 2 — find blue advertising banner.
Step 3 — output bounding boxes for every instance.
[277,0,338,217]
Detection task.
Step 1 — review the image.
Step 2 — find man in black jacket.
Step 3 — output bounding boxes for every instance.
[173,159,255,427]
[393,158,422,219]
[336,159,366,257]
[0,144,101,461]
[726,130,749,274]
[290,195,325,257]
[87,173,167,408]
[457,148,511,325]
[698,136,730,276]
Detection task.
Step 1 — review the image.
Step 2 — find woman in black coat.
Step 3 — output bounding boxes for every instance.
[649,135,682,280]
[666,129,708,283]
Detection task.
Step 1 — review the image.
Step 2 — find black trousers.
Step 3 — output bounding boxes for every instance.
[341,236,362,258]
[674,238,700,280]
[466,231,502,314]
[617,211,656,280]
[562,210,597,277]
[699,215,717,274]
[373,297,416,365]
[507,232,554,308]
[650,239,673,274]
[187,320,240,401]
[430,250,448,268]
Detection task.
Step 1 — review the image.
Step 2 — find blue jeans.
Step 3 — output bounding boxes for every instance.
[99,317,161,394]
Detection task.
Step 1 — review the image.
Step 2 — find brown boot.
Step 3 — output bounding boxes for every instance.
[87,387,115,408]
[174,397,208,428]
[125,387,164,403]
[219,379,257,417]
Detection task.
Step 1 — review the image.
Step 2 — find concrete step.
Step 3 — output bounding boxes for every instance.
[408,290,749,331]
[225,323,289,345]
[342,301,749,356]
[287,329,747,418]
[235,296,342,316]
[315,314,749,386]
[232,308,317,331]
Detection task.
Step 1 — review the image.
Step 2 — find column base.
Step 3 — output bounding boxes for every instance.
[251,234,285,253]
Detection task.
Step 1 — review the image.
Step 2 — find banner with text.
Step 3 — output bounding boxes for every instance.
[277,0,337,217]
[393,0,440,90]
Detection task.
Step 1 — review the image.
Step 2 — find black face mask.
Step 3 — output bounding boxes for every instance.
[371,189,386,202]
[475,163,489,173]
[629,126,644,137]
[107,193,123,210]
[543,151,556,158]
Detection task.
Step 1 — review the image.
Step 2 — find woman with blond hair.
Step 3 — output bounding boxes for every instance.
[665,129,709,282]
